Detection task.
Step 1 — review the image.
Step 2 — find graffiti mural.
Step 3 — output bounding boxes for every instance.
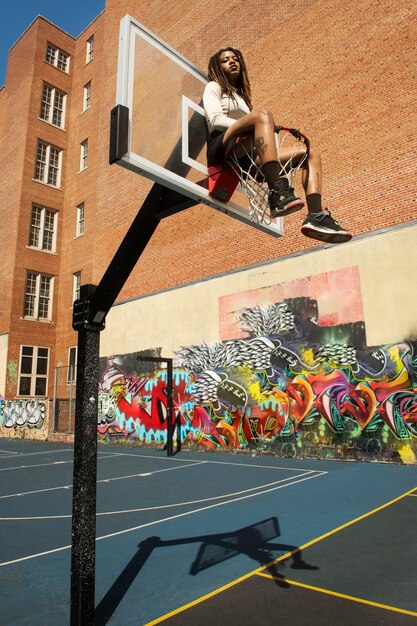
[98,298,417,464]
[0,398,46,429]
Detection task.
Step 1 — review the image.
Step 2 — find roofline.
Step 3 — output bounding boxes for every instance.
[7,10,105,56]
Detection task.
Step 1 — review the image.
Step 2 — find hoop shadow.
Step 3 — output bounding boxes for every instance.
[94,516,318,624]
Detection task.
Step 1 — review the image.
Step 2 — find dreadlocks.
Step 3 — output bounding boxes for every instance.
[208,47,253,111]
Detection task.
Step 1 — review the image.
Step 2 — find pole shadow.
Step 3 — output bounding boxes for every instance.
[94,516,318,624]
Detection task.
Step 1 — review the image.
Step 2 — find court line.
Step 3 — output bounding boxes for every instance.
[0,470,322,519]
[0,460,77,472]
[0,455,318,499]
[0,450,20,455]
[0,470,326,568]
[0,460,210,499]
[0,453,127,474]
[103,450,322,473]
[97,460,208,482]
[257,573,417,617]
[145,485,417,625]
[0,449,72,458]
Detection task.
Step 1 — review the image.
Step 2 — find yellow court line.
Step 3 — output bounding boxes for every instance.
[256,572,417,618]
[144,567,265,625]
[145,485,417,625]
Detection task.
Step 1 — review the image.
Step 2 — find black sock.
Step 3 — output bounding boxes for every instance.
[262,161,288,190]
[306,193,322,214]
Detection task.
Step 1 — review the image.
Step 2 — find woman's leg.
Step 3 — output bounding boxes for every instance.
[223,110,304,216]
[222,109,278,164]
[276,144,323,212]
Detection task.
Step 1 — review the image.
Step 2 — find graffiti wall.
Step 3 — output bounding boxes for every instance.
[0,397,48,439]
[98,295,417,464]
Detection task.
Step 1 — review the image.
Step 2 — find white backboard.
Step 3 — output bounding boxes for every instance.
[113,15,283,237]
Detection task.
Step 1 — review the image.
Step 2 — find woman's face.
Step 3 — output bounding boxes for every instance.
[219,50,241,85]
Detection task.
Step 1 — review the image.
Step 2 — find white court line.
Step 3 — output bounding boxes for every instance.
[98,460,208,483]
[0,453,124,473]
[105,451,321,473]
[0,460,209,499]
[0,449,73,459]
[0,484,73,499]
[0,450,20,455]
[0,470,322,519]
[0,470,327,567]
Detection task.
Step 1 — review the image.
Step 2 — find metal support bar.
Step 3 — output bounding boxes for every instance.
[136,356,174,456]
[70,106,200,624]
[167,359,174,457]
[70,325,101,626]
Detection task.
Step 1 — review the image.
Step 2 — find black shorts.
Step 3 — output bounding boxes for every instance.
[207,130,255,175]
[207,130,226,167]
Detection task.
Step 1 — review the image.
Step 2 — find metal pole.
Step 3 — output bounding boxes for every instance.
[70,325,101,625]
[69,367,73,434]
[52,366,58,433]
[69,107,199,623]
[167,359,173,456]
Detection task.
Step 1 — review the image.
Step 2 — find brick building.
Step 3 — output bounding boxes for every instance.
[0,1,416,457]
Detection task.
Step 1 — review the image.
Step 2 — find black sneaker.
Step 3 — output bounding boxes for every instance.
[269,187,304,218]
[301,210,352,243]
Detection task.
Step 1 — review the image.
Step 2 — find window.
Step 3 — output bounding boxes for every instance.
[29,204,58,252]
[76,203,85,236]
[80,139,88,170]
[40,83,66,128]
[73,272,81,303]
[83,82,91,111]
[18,346,49,396]
[34,140,62,187]
[86,36,94,63]
[45,43,70,73]
[68,347,77,383]
[24,272,54,320]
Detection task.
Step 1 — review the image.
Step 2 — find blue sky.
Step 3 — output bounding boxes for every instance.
[0,0,105,86]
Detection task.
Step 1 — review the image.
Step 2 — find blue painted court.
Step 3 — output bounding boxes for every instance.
[0,440,416,624]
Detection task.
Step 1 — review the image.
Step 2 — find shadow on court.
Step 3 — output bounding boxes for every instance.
[94,516,318,625]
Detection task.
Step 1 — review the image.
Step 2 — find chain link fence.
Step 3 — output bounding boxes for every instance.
[51,365,76,434]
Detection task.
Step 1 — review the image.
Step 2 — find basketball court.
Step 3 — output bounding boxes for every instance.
[0,439,416,624]
[8,12,407,626]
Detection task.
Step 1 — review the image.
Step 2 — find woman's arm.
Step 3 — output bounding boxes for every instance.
[203,81,236,132]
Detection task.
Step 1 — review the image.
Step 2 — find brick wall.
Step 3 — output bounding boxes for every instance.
[90,0,416,304]
[0,19,76,396]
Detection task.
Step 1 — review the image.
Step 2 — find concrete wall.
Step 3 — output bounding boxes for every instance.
[101,225,417,355]
[98,224,417,464]
[0,334,8,396]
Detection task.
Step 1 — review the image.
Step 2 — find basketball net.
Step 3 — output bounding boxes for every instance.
[225,126,310,226]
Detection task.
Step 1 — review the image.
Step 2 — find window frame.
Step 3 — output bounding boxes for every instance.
[34,140,63,188]
[86,36,94,63]
[18,345,50,397]
[45,43,70,73]
[80,139,88,171]
[76,202,85,236]
[39,82,67,129]
[28,203,58,253]
[23,271,54,321]
[73,271,81,304]
[83,81,91,111]
[67,346,77,384]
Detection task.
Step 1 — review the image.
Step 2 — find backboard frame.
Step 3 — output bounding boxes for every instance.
[112,15,283,238]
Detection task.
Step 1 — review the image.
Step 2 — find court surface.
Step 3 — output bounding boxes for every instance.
[0,440,416,625]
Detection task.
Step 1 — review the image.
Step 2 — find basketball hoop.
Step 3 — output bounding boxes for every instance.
[225,126,310,226]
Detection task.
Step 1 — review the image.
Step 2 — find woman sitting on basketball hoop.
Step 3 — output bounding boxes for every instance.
[203,47,352,244]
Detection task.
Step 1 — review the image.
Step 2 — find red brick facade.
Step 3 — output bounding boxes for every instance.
[0,0,416,401]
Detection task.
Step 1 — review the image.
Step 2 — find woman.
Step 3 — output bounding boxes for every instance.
[203,47,352,244]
